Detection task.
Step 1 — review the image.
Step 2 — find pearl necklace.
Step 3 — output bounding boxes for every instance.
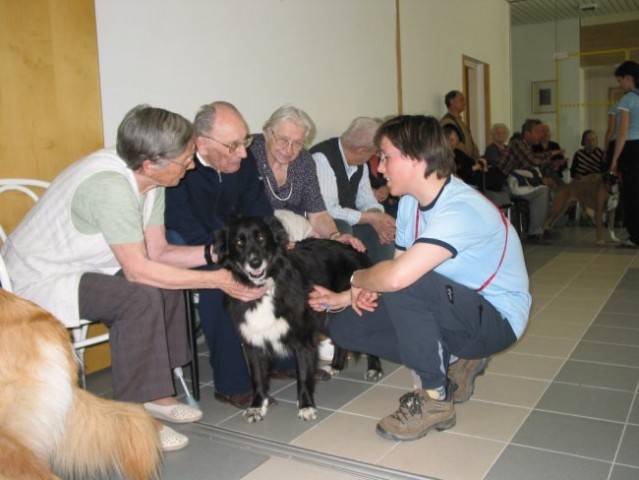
[265,175,293,202]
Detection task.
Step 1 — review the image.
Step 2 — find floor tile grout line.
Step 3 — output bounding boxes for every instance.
[507,442,614,465]
[607,364,639,479]
[549,379,639,394]
[577,339,639,350]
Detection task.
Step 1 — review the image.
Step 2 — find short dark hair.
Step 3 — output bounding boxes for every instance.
[116,105,194,170]
[580,129,596,146]
[441,123,462,140]
[614,60,639,87]
[444,90,461,108]
[521,118,542,135]
[374,115,455,179]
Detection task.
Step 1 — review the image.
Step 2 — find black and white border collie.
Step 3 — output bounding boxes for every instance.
[214,216,381,423]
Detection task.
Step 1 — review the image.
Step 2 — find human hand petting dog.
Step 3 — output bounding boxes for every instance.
[309,285,351,312]
[337,233,366,252]
[215,269,266,301]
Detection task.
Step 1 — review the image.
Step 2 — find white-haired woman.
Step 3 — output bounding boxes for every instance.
[250,105,364,250]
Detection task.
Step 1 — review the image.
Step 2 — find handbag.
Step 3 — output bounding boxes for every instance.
[507,166,545,196]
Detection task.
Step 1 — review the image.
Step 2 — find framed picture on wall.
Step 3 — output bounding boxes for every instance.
[531,80,556,113]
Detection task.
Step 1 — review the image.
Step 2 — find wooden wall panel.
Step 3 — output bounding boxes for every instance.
[0,0,104,232]
[0,0,109,374]
[580,20,639,67]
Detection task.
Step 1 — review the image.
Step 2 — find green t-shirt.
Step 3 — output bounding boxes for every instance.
[71,171,165,245]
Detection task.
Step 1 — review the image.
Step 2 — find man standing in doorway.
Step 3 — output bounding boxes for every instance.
[440,90,481,161]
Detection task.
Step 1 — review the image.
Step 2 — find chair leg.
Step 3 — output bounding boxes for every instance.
[184,290,200,401]
[77,348,87,389]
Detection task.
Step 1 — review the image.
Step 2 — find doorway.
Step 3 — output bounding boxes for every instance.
[463,55,491,155]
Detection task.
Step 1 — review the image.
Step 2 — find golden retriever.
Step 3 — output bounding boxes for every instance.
[0,288,162,480]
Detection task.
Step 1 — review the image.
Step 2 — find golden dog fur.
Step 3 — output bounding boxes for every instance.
[542,172,619,244]
[0,288,162,480]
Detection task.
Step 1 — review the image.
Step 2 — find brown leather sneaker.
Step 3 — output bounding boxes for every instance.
[376,389,456,441]
[448,358,489,403]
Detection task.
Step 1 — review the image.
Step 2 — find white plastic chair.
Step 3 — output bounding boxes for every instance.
[0,178,109,388]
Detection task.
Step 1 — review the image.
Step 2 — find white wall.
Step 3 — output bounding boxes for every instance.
[94,0,511,146]
[511,18,581,158]
[401,0,512,128]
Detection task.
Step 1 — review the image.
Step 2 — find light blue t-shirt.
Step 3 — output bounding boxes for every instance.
[616,90,639,141]
[395,175,531,338]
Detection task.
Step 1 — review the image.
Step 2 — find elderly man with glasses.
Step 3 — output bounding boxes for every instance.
[165,101,295,409]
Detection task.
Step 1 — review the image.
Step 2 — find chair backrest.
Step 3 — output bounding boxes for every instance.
[0,178,50,242]
[0,252,13,292]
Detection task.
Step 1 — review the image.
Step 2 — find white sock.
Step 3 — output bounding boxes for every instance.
[410,369,422,390]
[425,386,446,400]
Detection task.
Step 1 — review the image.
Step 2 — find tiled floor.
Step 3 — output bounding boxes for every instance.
[88,225,639,480]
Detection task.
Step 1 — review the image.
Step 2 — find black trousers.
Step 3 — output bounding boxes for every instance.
[619,140,639,244]
[329,271,516,389]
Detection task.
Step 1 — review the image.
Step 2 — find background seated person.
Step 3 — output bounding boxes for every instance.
[443,124,507,206]
[499,119,555,244]
[311,117,395,264]
[442,123,486,189]
[571,129,606,179]
[532,123,567,185]
[484,123,510,168]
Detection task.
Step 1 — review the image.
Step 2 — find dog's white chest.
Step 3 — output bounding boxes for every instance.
[240,290,290,356]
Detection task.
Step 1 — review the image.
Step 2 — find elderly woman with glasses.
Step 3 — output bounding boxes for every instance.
[249,105,364,249]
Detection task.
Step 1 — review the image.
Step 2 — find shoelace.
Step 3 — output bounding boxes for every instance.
[391,391,424,421]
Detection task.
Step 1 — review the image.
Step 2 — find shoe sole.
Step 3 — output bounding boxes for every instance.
[453,358,489,404]
[159,426,190,452]
[143,403,203,424]
[375,415,456,441]
[161,437,189,452]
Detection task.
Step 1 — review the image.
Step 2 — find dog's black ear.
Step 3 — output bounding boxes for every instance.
[265,216,290,247]
[213,227,229,263]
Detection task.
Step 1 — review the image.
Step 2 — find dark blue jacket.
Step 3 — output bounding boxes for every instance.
[164,151,273,245]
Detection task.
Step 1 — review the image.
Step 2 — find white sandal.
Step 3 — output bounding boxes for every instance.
[159,425,189,452]
[144,401,203,423]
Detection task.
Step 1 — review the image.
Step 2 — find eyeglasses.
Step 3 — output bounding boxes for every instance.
[166,156,194,170]
[269,130,305,152]
[201,134,254,154]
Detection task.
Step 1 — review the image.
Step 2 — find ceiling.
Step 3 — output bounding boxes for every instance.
[508,0,639,25]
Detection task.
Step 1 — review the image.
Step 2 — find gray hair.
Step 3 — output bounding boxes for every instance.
[490,123,509,135]
[340,117,381,149]
[262,105,315,141]
[116,104,194,170]
[193,101,242,137]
